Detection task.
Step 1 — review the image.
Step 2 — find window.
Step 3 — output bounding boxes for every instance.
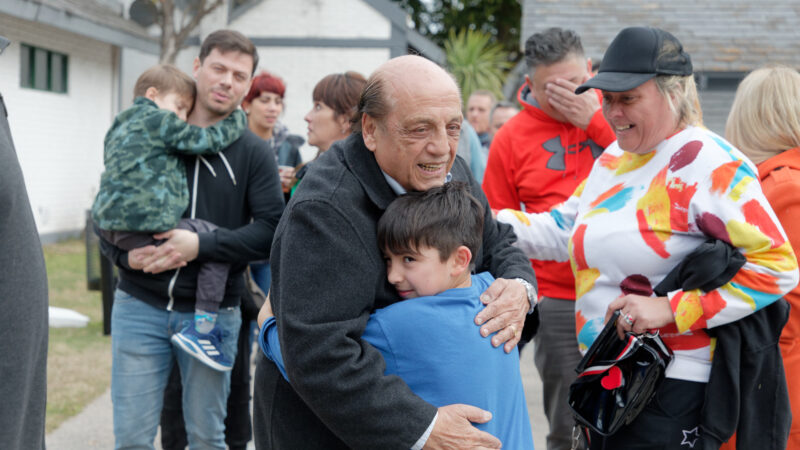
[20,44,68,93]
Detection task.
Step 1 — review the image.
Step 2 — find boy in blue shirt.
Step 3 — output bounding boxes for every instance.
[259,182,535,449]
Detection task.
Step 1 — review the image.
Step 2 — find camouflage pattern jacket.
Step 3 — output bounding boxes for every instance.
[91,97,247,231]
[100,128,285,312]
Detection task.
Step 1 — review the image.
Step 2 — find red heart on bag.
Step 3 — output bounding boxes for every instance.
[601,366,623,390]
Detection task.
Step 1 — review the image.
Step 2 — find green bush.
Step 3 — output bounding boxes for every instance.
[445,28,512,105]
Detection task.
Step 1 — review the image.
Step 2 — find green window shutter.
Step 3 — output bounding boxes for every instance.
[20,43,69,94]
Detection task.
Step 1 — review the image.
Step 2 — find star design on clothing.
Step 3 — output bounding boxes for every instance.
[681,426,700,448]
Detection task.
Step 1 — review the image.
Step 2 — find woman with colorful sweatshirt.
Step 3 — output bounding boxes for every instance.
[497,27,799,449]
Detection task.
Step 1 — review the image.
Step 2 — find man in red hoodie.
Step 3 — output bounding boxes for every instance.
[482,27,614,450]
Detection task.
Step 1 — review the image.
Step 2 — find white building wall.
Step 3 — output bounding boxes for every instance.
[229,0,391,39]
[173,44,387,164]
[120,47,159,108]
[0,14,114,238]
[255,46,388,161]
[176,0,395,162]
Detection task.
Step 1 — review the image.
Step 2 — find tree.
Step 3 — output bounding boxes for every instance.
[391,0,522,63]
[157,0,224,63]
[445,29,511,103]
[129,0,225,64]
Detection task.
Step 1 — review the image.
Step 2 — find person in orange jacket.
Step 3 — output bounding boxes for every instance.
[726,65,800,450]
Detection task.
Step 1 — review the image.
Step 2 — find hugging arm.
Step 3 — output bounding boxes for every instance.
[159,109,248,155]
[495,179,584,262]
[465,164,537,352]
[273,199,437,448]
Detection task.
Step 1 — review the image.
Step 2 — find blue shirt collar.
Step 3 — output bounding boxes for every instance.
[381,171,453,196]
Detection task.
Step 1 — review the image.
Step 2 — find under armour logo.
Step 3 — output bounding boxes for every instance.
[542,136,604,171]
[681,426,700,448]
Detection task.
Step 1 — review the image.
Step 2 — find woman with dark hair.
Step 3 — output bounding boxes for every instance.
[240,71,301,296]
[285,71,366,197]
[304,71,366,158]
[242,71,304,195]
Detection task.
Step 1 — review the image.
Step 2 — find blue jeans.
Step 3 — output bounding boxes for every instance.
[110,289,241,449]
[249,262,270,294]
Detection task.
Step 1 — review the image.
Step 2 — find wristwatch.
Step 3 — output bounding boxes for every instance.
[513,278,537,313]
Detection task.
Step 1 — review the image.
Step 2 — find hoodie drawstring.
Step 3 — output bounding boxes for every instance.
[166,153,236,310]
[219,152,237,186]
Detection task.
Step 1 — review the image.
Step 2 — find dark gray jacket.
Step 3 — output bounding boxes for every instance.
[255,133,535,449]
[0,92,48,449]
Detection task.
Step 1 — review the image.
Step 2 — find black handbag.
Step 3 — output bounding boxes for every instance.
[568,310,673,437]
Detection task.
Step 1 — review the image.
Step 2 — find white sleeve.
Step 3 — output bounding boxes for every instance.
[495,182,582,262]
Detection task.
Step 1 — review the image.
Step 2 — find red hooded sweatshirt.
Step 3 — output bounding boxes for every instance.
[482,84,615,300]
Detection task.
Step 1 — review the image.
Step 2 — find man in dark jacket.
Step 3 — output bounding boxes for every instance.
[0,35,49,450]
[253,55,537,449]
[101,30,284,448]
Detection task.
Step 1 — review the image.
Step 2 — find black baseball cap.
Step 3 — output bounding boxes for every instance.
[575,27,692,94]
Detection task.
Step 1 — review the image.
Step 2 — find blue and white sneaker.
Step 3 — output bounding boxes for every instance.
[171,322,233,372]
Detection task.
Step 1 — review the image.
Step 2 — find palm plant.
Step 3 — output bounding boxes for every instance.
[444,28,512,105]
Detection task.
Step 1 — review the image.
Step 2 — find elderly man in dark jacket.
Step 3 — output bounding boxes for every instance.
[0,35,49,450]
[253,55,537,450]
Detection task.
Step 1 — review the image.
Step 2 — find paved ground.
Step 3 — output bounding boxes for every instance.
[46,346,549,449]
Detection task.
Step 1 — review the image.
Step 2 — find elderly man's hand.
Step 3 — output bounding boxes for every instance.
[545,78,600,130]
[423,404,501,449]
[128,228,199,274]
[475,278,530,353]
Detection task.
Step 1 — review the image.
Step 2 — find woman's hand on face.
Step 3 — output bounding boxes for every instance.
[605,294,674,339]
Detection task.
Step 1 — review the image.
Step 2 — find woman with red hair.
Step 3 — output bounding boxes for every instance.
[242,71,304,194]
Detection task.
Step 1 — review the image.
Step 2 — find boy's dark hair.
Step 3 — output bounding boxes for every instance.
[133,64,195,100]
[377,182,484,269]
[524,27,584,71]
[199,29,259,76]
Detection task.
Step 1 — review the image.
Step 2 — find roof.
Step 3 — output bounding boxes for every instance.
[522,0,800,72]
[1,0,158,54]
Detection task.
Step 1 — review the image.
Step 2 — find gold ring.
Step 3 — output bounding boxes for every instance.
[508,324,519,338]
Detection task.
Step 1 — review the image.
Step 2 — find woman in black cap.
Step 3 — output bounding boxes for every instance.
[496,27,798,449]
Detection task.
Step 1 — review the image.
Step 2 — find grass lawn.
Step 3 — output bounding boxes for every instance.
[45,238,111,433]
